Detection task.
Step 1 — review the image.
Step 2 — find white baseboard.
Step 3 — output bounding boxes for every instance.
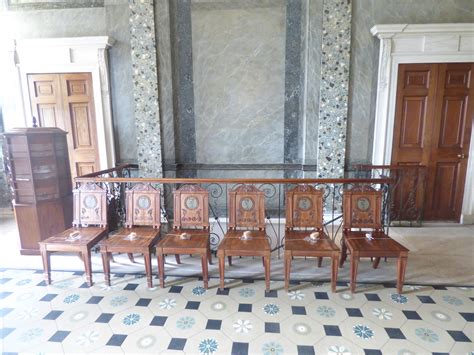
[461,214,474,225]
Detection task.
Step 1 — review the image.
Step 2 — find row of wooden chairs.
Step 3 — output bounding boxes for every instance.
[39,183,409,293]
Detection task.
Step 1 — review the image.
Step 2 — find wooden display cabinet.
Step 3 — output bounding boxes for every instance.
[3,127,73,255]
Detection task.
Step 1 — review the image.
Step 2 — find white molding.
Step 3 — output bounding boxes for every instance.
[371,23,474,222]
[5,36,116,170]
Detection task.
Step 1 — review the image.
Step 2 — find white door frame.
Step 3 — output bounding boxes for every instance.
[371,23,474,223]
[3,36,116,171]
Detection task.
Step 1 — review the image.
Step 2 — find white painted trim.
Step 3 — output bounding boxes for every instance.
[371,23,474,223]
[4,37,116,170]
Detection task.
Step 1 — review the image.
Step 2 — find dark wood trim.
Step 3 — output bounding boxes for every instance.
[163,163,318,171]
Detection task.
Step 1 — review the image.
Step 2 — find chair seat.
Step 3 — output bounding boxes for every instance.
[344,230,387,239]
[218,237,270,254]
[100,227,160,251]
[157,229,209,251]
[345,236,409,257]
[39,227,107,249]
[285,234,339,255]
[224,230,267,239]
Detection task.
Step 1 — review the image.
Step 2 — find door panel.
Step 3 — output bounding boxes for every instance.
[392,63,473,221]
[27,73,100,178]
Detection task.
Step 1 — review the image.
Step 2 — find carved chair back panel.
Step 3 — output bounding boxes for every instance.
[228,185,265,230]
[125,183,161,228]
[285,185,324,230]
[73,183,108,227]
[343,187,383,230]
[173,185,209,229]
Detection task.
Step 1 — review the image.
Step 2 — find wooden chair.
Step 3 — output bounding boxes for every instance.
[217,185,271,291]
[284,185,340,292]
[39,183,108,286]
[156,185,212,288]
[340,185,409,293]
[99,183,161,288]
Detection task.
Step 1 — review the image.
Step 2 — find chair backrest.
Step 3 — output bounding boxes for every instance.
[73,183,108,227]
[285,184,324,230]
[173,185,209,229]
[125,183,161,229]
[228,185,265,230]
[343,185,383,230]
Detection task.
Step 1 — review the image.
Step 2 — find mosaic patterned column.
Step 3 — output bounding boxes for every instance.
[129,0,163,177]
[317,0,352,178]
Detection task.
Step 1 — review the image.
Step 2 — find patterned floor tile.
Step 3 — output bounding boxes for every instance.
[24,340,65,354]
[401,319,454,353]
[431,290,474,313]
[221,313,264,342]
[1,319,59,352]
[280,315,325,345]
[61,322,113,353]
[339,317,390,349]
[416,303,467,330]
[165,310,207,338]
[148,293,188,317]
[377,289,422,311]
[306,301,349,325]
[56,304,104,331]
[185,329,233,354]
[253,298,292,323]
[381,339,428,355]
[98,292,140,313]
[314,336,363,355]
[360,301,407,328]
[450,341,474,354]
[228,282,266,303]
[49,289,93,311]
[1,299,52,328]
[199,295,239,319]
[108,307,155,334]
[120,325,172,353]
[248,333,297,355]
[93,345,126,353]
[330,290,368,308]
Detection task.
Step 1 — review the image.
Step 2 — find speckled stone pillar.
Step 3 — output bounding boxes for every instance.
[128,0,163,177]
[317,0,351,178]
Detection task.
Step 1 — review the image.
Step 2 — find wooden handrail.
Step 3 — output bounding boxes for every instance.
[75,176,394,184]
[77,164,138,178]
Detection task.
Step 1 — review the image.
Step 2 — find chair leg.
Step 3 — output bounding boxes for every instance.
[284,252,291,291]
[397,255,408,294]
[317,257,323,268]
[40,245,51,285]
[82,247,93,286]
[144,252,153,288]
[175,254,181,264]
[219,255,225,290]
[228,256,232,266]
[101,252,111,286]
[373,257,381,269]
[340,239,347,267]
[331,253,338,293]
[201,253,209,289]
[207,249,212,265]
[264,255,271,292]
[350,253,359,293]
[128,253,135,263]
[157,253,165,288]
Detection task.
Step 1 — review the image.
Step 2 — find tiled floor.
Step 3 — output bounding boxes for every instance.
[1,269,473,354]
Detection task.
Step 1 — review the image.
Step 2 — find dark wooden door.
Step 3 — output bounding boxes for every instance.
[392,63,473,221]
[28,73,100,178]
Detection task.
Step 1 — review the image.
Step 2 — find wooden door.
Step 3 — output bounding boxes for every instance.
[392,63,473,221]
[28,73,100,178]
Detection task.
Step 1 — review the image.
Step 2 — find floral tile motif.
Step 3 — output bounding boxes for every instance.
[328,345,352,355]
[317,305,336,318]
[353,324,374,340]
[18,327,43,343]
[122,313,141,326]
[63,294,80,304]
[391,293,408,304]
[263,303,280,316]
[15,278,32,286]
[233,319,252,333]
[192,286,206,296]
[238,287,256,298]
[198,338,218,354]
[288,290,305,300]
[159,298,177,310]
[110,295,128,307]
[262,341,284,355]
[176,316,195,330]
[372,307,392,320]
[415,327,439,343]
[442,295,463,306]
[76,329,100,346]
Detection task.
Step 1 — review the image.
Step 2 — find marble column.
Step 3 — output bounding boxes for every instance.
[316,0,352,178]
[128,0,163,177]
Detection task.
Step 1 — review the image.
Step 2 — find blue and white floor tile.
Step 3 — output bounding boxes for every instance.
[0,268,473,354]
